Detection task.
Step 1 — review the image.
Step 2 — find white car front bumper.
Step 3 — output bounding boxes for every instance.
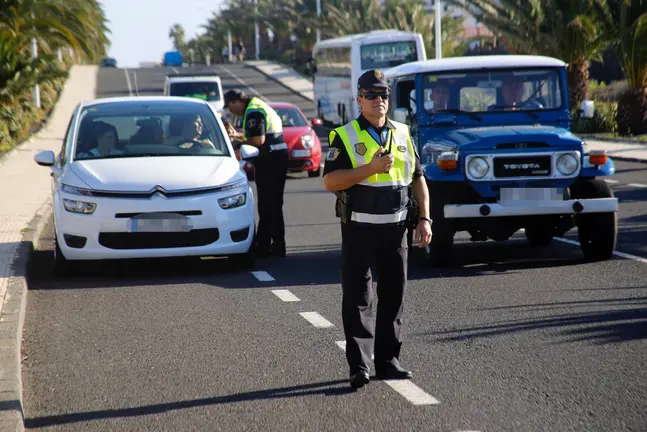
[54,185,255,260]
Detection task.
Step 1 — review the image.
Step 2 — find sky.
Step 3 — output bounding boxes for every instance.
[100,0,225,68]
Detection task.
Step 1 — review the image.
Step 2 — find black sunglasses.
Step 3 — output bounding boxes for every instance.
[360,90,390,100]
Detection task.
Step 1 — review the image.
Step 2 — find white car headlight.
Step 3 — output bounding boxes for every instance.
[63,198,97,214]
[218,193,247,209]
[556,153,579,175]
[467,156,489,179]
[62,184,94,196]
[301,134,314,148]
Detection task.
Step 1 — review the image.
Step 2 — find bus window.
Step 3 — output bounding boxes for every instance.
[360,41,419,70]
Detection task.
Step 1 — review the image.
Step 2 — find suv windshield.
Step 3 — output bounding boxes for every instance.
[422,68,564,114]
[74,101,231,160]
[169,81,221,101]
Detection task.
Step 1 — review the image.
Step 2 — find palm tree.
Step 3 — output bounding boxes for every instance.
[594,0,647,135]
[450,0,610,110]
[169,24,186,52]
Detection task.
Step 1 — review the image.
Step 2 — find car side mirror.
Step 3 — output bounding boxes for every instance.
[239,144,259,160]
[34,150,56,166]
[311,117,322,126]
[393,108,409,124]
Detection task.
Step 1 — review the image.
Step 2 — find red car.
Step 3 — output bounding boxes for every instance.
[234,102,323,179]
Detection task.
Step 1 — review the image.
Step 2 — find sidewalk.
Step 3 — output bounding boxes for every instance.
[245,60,647,163]
[0,65,98,431]
[246,60,314,102]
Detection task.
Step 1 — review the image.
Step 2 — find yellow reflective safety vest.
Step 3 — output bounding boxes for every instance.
[242,97,288,151]
[330,119,417,224]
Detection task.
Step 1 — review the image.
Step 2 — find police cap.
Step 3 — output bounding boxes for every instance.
[357,69,390,91]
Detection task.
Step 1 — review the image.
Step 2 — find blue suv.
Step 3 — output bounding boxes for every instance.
[384,55,618,267]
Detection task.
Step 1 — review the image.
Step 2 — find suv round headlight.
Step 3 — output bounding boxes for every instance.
[556,153,578,175]
[467,156,489,179]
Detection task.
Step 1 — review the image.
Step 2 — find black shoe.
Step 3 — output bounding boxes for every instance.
[349,371,370,389]
[375,363,412,380]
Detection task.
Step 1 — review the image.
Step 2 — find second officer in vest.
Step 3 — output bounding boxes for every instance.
[323,70,432,389]
[224,89,289,257]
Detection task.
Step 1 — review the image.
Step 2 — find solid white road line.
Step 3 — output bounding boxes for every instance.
[551,237,647,264]
[251,271,275,282]
[517,229,647,265]
[271,289,300,302]
[335,340,439,405]
[299,312,334,328]
[627,183,647,188]
[217,65,268,101]
[123,68,133,96]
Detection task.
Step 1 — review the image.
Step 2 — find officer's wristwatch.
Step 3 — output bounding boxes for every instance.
[418,217,432,225]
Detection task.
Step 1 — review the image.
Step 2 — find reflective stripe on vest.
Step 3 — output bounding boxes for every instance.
[242,97,284,142]
[350,208,409,224]
[332,120,415,187]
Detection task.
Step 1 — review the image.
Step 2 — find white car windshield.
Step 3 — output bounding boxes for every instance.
[74,100,231,160]
[169,82,221,101]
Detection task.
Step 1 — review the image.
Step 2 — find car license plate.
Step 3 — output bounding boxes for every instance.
[292,149,310,158]
[500,187,563,202]
[128,214,193,233]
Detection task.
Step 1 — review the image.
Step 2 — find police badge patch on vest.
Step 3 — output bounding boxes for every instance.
[326,148,340,161]
[354,142,367,156]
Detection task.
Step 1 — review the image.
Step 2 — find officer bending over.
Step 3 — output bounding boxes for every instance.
[323,70,432,389]
[224,89,289,257]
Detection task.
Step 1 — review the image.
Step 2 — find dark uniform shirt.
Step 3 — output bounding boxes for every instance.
[323,115,424,179]
[243,102,285,147]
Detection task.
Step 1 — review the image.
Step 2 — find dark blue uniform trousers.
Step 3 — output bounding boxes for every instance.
[340,221,408,375]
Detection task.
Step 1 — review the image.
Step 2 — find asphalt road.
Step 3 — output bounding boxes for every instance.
[22,63,647,432]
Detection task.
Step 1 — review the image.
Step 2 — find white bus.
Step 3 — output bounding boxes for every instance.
[311,30,426,126]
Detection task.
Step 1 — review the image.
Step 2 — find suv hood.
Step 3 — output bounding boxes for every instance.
[430,125,584,151]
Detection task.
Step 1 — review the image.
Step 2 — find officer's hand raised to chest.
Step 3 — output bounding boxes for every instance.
[368,147,394,174]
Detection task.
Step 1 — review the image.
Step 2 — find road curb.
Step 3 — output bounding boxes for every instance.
[0,199,52,432]
[244,62,314,102]
[610,156,647,164]
[579,134,647,145]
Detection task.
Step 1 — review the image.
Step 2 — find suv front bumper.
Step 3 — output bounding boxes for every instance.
[444,198,618,218]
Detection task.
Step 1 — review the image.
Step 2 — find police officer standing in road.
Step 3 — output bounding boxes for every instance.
[323,70,432,389]
[224,89,289,257]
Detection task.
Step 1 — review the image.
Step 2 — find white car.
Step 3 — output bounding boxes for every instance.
[163,73,225,115]
[34,96,260,275]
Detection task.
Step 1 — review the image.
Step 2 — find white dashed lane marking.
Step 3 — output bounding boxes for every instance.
[271,289,300,302]
[299,312,334,328]
[251,271,275,282]
[335,340,440,406]
[627,183,647,188]
[604,179,619,184]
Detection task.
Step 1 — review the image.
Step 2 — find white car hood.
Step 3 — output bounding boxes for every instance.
[70,156,244,192]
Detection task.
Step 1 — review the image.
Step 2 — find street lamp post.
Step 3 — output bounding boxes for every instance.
[316,0,321,42]
[254,0,260,60]
[228,30,233,63]
[435,0,442,59]
[32,37,41,109]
